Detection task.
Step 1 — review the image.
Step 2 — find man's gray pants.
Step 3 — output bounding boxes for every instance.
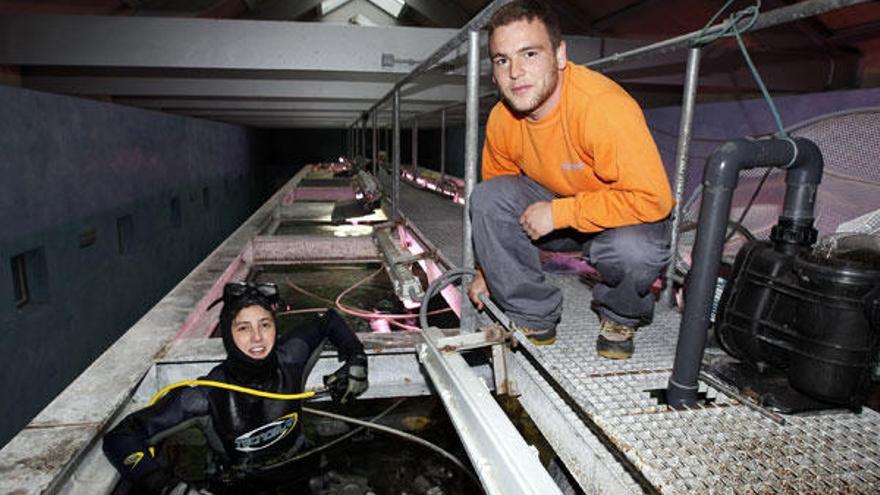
[470,175,671,330]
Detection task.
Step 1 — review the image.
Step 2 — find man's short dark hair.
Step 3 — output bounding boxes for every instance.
[487,0,562,49]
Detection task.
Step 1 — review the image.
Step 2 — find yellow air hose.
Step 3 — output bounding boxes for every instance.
[149,380,317,406]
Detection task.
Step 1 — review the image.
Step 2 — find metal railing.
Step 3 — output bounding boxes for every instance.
[346,1,873,493]
[354,0,871,308]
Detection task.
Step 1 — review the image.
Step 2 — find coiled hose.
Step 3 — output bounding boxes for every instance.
[419,268,476,331]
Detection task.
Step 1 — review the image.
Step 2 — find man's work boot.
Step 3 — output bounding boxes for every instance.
[596,319,636,359]
[514,323,557,346]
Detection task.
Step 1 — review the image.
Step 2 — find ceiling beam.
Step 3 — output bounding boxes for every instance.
[131,0,222,16]
[606,46,860,93]
[180,109,424,119]
[0,14,458,73]
[761,0,836,51]
[241,0,323,20]
[591,0,660,32]
[21,76,475,101]
[829,19,880,44]
[402,0,468,27]
[116,98,449,113]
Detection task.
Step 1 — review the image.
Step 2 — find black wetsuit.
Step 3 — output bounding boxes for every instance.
[103,310,364,493]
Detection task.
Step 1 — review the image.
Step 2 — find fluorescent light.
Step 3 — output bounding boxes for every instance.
[319,0,351,16]
[349,13,378,26]
[368,0,404,18]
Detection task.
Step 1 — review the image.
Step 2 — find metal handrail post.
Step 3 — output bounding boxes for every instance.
[360,118,367,164]
[372,111,378,175]
[440,110,447,182]
[412,118,418,170]
[393,89,401,220]
[662,47,702,306]
[461,29,481,332]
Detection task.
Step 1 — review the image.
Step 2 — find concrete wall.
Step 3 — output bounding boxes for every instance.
[0,86,267,447]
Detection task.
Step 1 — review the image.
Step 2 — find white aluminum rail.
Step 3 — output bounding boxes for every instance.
[418,327,562,495]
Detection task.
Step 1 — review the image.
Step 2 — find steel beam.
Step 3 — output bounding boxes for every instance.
[22,76,469,100]
[0,14,457,73]
[403,0,468,28]
[418,327,562,495]
[587,0,873,70]
[243,0,323,20]
[116,98,450,113]
[179,109,418,118]
[591,0,659,32]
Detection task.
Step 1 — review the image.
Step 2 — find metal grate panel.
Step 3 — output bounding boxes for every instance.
[392,173,880,494]
[380,171,465,266]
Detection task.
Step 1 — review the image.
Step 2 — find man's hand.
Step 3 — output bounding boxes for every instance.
[520,201,554,240]
[468,270,490,310]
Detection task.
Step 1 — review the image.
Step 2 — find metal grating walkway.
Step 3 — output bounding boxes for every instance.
[388,171,880,494]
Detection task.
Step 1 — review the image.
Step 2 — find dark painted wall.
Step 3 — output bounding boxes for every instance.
[408,88,880,187]
[644,87,880,201]
[0,86,268,447]
[265,128,347,189]
[366,125,482,179]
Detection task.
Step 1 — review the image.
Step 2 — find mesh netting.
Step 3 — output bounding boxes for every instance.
[838,209,880,234]
[677,109,880,272]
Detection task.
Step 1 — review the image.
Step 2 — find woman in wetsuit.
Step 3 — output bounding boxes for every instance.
[103,282,368,494]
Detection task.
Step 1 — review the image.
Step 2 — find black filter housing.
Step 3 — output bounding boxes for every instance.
[716,240,880,410]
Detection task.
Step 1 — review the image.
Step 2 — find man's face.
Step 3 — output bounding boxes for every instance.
[489,18,566,120]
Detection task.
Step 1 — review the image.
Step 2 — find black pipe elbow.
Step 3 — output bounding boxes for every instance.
[704,138,807,188]
[704,139,754,187]
[667,136,824,409]
[785,137,823,185]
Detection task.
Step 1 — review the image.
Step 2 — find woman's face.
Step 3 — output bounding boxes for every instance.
[231,305,276,360]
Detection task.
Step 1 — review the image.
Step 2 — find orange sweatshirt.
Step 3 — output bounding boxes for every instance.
[482,62,674,233]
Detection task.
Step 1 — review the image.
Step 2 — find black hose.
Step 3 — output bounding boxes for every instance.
[419,268,476,330]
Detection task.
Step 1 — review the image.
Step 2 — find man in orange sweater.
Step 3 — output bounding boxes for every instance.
[468,0,674,359]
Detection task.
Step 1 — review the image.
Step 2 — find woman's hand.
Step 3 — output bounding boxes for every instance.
[323,353,368,404]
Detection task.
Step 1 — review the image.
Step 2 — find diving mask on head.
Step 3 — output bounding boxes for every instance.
[208,282,281,311]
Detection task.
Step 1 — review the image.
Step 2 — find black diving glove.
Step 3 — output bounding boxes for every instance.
[323,353,368,404]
